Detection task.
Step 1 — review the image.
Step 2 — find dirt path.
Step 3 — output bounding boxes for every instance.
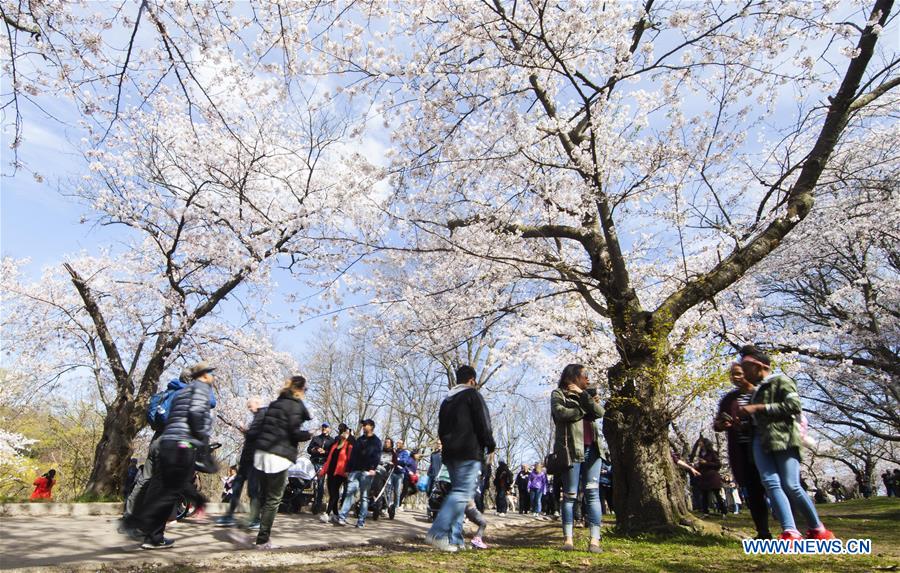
[0,509,541,572]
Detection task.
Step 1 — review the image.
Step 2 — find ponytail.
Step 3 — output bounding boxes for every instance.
[281,375,307,399]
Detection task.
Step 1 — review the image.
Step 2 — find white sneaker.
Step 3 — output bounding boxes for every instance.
[425,534,459,552]
[319,514,331,523]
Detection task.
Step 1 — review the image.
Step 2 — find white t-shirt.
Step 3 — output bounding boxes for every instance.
[254,450,293,474]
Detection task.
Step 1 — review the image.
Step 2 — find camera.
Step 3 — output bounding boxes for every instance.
[586,386,599,397]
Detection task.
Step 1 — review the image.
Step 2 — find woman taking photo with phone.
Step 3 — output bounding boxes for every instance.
[550,363,605,553]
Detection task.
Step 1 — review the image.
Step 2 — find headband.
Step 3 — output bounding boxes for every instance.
[740,354,770,368]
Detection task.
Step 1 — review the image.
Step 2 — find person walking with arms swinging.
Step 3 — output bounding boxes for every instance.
[251,376,313,549]
[426,365,496,552]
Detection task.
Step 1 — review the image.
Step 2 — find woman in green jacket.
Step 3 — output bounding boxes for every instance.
[737,345,834,542]
[551,364,605,553]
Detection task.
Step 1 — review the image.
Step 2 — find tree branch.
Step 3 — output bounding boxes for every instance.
[655,0,895,323]
[849,75,900,111]
[63,263,130,388]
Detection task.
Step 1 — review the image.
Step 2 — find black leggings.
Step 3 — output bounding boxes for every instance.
[701,488,726,515]
[736,442,771,537]
[326,474,346,515]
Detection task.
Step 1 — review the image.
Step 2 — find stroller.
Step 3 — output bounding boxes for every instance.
[366,463,393,520]
[279,457,316,514]
[427,464,451,522]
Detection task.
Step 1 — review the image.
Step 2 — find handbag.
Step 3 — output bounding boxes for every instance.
[796,412,817,450]
[545,451,567,475]
[544,407,571,475]
[194,441,221,474]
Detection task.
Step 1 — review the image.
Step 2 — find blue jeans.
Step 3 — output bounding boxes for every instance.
[388,472,403,511]
[428,459,480,546]
[530,489,542,513]
[312,463,326,512]
[338,471,374,525]
[561,446,603,540]
[752,436,822,532]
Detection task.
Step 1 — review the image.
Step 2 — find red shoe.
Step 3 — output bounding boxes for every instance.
[806,528,836,540]
[779,530,803,541]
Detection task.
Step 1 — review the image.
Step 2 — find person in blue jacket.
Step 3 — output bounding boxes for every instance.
[124,368,217,520]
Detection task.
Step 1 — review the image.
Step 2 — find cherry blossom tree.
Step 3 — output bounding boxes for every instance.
[3,0,897,532]
[816,425,895,495]
[0,428,37,498]
[718,127,899,445]
[341,0,898,532]
[1,1,389,175]
[2,67,375,495]
[3,3,384,496]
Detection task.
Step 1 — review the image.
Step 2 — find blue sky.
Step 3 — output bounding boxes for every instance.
[0,106,333,358]
[2,1,894,365]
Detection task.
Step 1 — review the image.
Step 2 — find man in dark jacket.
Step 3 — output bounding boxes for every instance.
[124,367,216,520]
[308,423,335,514]
[426,442,442,497]
[124,362,216,550]
[713,362,770,538]
[426,365,495,552]
[216,397,267,527]
[333,419,381,528]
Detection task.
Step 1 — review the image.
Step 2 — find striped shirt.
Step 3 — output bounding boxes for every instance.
[736,391,753,443]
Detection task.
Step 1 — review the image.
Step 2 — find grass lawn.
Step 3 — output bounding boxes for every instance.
[298,497,899,573]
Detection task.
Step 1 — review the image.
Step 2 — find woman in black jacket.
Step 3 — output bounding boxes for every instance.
[493,461,513,514]
[693,437,726,516]
[251,376,312,549]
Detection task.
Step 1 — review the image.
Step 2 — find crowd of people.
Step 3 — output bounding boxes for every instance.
[92,344,895,552]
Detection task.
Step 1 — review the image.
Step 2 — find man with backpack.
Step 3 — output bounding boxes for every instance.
[124,367,218,521]
[124,368,193,520]
[426,365,496,552]
[122,362,217,549]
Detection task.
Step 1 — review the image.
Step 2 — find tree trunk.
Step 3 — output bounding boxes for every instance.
[602,345,691,533]
[82,395,141,499]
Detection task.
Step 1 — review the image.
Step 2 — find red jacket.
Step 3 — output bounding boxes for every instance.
[318,440,353,478]
[30,476,54,500]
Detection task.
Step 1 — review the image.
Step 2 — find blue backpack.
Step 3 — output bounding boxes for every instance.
[147,387,179,432]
